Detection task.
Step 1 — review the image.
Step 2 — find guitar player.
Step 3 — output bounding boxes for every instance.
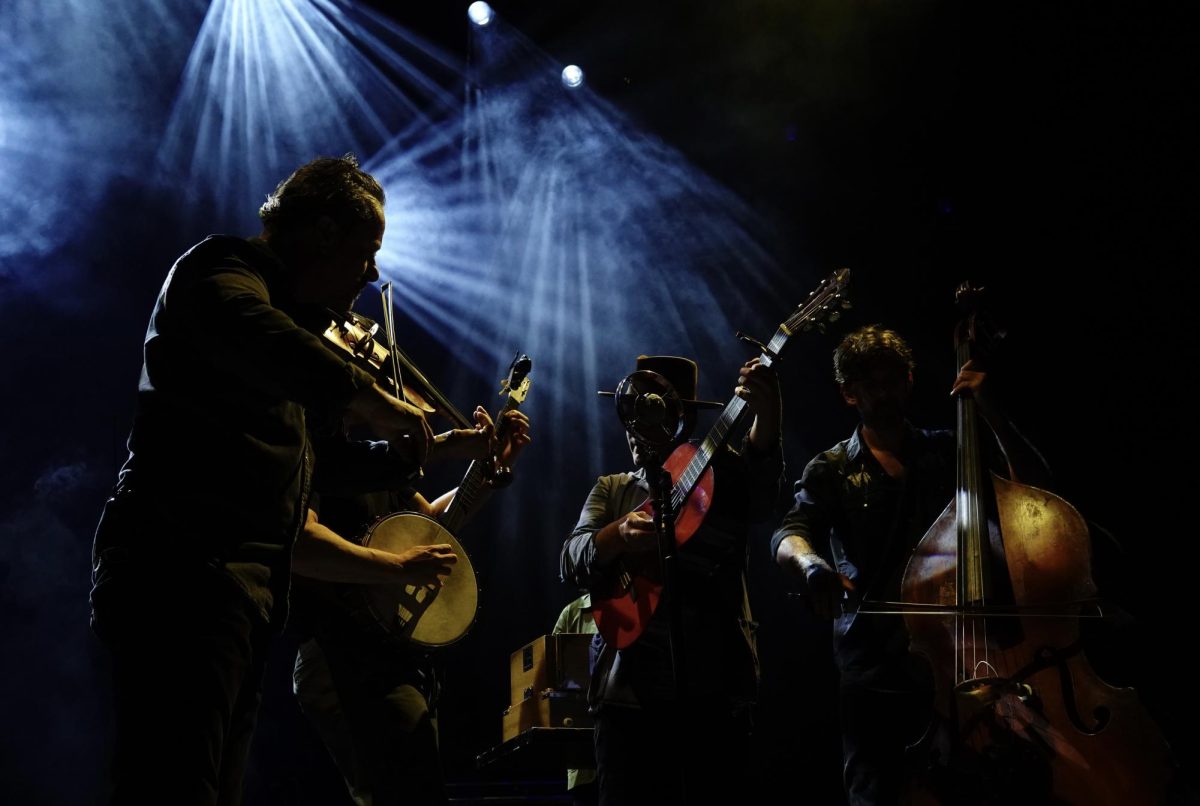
[291,396,531,805]
[558,354,783,806]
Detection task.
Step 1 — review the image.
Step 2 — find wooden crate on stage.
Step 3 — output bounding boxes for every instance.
[501,689,592,742]
[500,632,594,743]
[508,633,592,704]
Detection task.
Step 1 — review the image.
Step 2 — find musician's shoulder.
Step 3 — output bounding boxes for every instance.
[597,470,639,484]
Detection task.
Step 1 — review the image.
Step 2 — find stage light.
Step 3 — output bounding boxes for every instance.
[467,2,494,27]
[561,65,585,89]
[156,0,464,230]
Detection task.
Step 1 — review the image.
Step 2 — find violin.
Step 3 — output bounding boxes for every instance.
[321,309,469,426]
[320,304,513,487]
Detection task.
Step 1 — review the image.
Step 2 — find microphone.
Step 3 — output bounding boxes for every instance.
[635,392,667,426]
[600,370,685,449]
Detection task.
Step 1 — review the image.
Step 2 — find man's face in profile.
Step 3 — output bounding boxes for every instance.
[320,203,385,312]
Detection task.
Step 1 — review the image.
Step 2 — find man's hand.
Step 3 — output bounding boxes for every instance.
[616,510,658,553]
[738,357,782,452]
[390,543,458,589]
[950,358,1000,420]
[428,406,533,468]
[293,509,454,586]
[428,406,495,464]
[736,357,781,418]
[496,409,532,468]
[347,383,435,466]
[777,535,854,620]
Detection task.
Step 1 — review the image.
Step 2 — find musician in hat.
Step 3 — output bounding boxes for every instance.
[559,354,784,805]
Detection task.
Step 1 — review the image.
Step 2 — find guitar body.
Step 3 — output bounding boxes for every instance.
[592,443,714,649]
[358,511,479,648]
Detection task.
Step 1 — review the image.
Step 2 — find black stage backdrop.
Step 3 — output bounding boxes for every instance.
[0,2,1193,803]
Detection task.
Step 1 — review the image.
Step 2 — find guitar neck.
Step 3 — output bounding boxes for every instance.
[440,397,520,535]
[671,329,787,511]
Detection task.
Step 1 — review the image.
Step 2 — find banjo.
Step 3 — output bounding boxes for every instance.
[356,354,532,648]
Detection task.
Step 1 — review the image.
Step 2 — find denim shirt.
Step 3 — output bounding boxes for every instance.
[772,424,955,685]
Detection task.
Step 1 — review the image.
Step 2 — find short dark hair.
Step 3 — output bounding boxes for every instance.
[258,154,385,234]
[833,325,915,385]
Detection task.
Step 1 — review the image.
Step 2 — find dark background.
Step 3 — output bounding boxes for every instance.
[1,1,1194,802]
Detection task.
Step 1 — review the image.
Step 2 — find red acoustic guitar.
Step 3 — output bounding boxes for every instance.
[592,268,851,648]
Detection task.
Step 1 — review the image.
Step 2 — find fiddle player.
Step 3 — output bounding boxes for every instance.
[559,354,783,805]
[771,324,1049,806]
[90,155,457,804]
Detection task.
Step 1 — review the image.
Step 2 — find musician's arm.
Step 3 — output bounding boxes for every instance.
[425,406,532,466]
[168,260,376,409]
[739,359,782,456]
[422,409,533,521]
[561,475,641,587]
[772,454,851,619]
[292,508,456,586]
[426,426,490,464]
[953,360,1052,489]
[414,491,446,516]
[310,434,420,497]
[733,358,786,518]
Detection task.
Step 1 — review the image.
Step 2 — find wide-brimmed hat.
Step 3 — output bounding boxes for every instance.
[634,355,699,404]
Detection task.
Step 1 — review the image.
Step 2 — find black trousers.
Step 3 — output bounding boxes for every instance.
[91,568,270,806]
[840,680,930,806]
[293,629,444,806]
[593,700,752,806]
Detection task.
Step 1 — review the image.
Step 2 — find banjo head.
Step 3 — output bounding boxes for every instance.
[360,511,479,647]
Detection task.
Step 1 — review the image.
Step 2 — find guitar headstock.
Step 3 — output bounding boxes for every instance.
[499,353,533,405]
[783,267,852,336]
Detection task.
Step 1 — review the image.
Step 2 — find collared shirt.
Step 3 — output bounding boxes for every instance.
[560,439,784,709]
[771,423,955,685]
[92,235,377,624]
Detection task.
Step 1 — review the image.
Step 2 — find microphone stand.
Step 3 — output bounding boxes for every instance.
[639,438,689,805]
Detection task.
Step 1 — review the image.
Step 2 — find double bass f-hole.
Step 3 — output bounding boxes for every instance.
[895,282,1174,805]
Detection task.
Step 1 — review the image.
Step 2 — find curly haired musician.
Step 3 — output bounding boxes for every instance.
[772,325,1049,806]
[559,354,783,805]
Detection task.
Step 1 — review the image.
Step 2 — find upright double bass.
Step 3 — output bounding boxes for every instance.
[898,284,1176,803]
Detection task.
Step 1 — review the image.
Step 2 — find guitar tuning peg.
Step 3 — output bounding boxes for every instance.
[817,321,827,334]
[828,311,841,322]
[840,298,852,310]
